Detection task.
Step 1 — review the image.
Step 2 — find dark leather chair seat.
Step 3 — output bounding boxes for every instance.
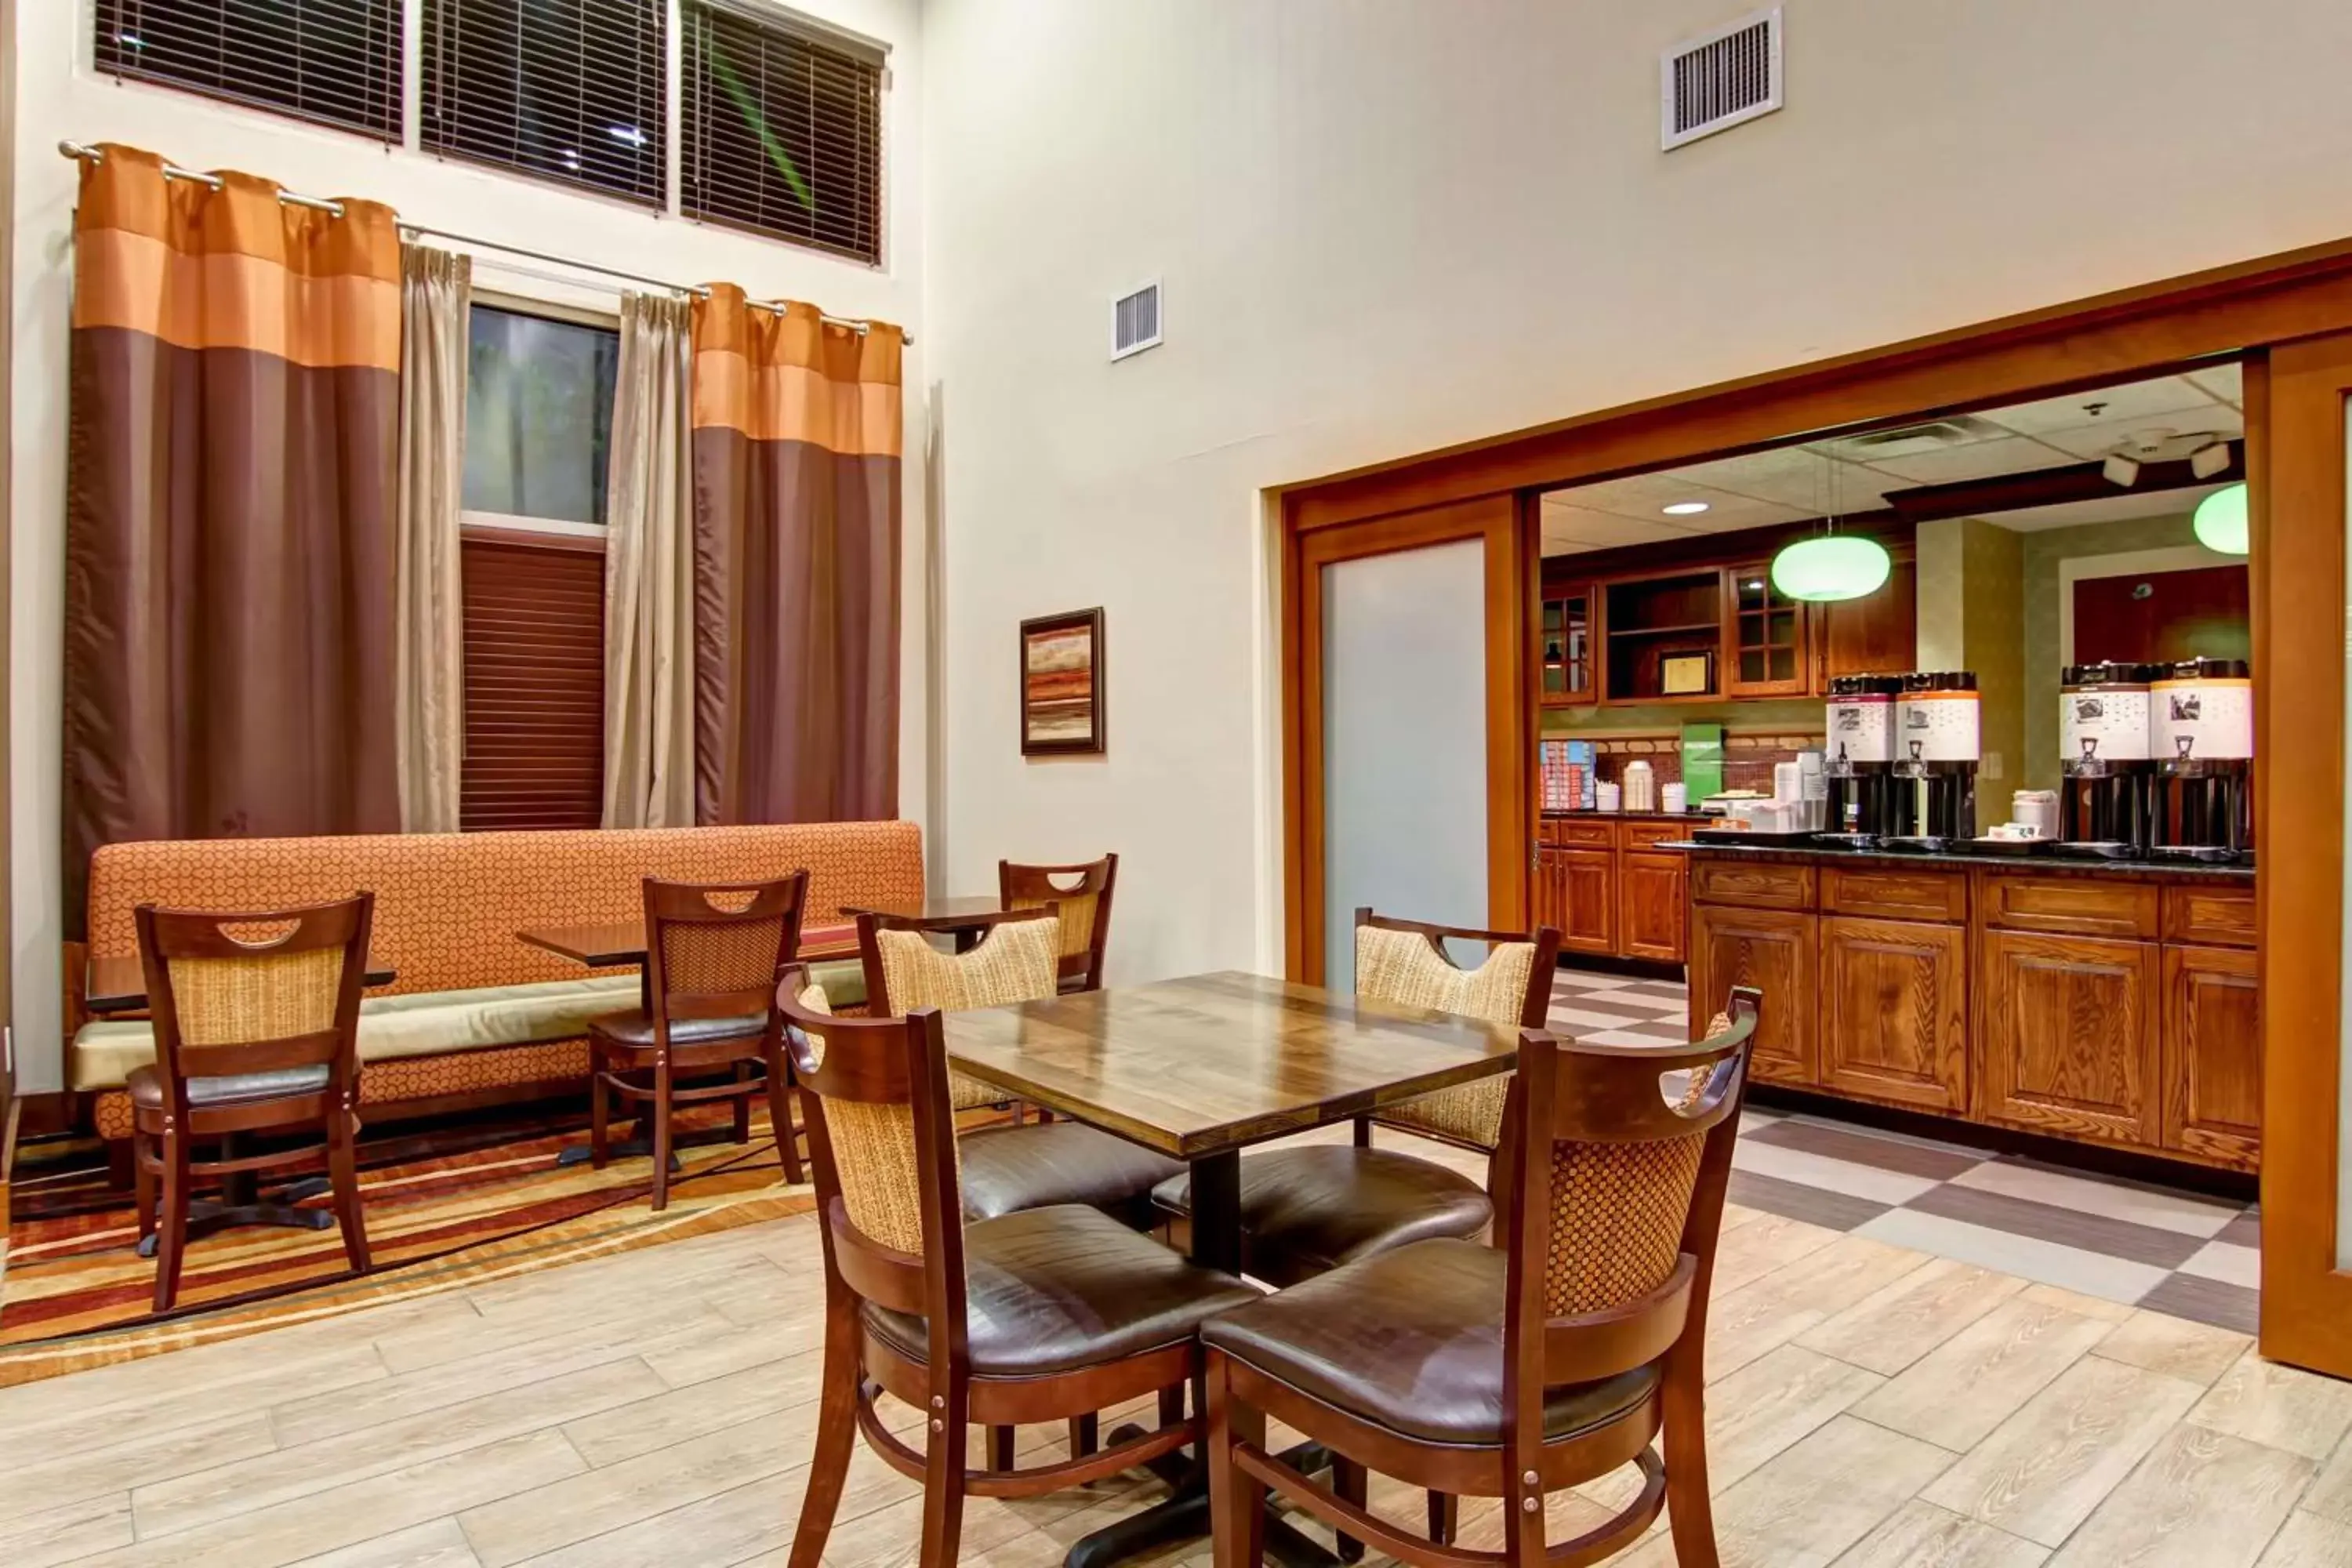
[129,1063,331,1109]
[1152,1144,1494,1287]
[1202,1236,1658,1446]
[587,1010,768,1051]
[862,1203,1260,1377]
[959,1120,1187,1225]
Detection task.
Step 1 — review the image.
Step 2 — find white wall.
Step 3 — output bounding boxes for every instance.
[919,0,2352,985]
[7,0,927,1091]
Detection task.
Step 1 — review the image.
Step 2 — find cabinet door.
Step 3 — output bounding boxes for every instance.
[1813,554,1918,690]
[1551,847,1616,956]
[1620,852,1687,962]
[1726,564,1810,696]
[1820,916,1967,1112]
[1979,930,2159,1147]
[2162,944,2261,1169]
[1539,583,1595,706]
[1690,903,1816,1085]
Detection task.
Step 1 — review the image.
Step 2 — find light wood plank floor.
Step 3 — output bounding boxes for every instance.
[5,1127,2349,1568]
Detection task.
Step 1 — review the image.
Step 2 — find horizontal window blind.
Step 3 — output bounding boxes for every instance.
[95,0,401,140]
[423,0,666,206]
[683,1,884,263]
[460,535,608,833]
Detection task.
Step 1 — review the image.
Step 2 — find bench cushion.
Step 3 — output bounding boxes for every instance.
[72,974,642,1092]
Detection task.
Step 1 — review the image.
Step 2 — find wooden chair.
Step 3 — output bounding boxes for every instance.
[586,873,808,1210]
[1203,989,1762,1567]
[776,971,1258,1568]
[1154,909,1563,1287]
[998,853,1118,991]
[132,896,376,1312]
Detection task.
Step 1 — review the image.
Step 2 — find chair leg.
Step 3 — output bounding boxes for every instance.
[133,1135,156,1244]
[152,1130,191,1313]
[987,1425,1016,1471]
[732,1061,753,1145]
[1426,1491,1458,1546]
[923,1388,968,1566]
[1207,1352,1265,1568]
[328,1110,372,1277]
[763,1045,804,1185]
[1663,1345,1719,1567]
[590,1062,611,1171]
[1332,1457,1368,1563]
[788,1283,862,1568]
[651,1062,675,1212]
[1160,1382,1187,1427]
[1067,1412,1098,1461]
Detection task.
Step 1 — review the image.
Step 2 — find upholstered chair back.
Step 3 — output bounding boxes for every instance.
[642,873,808,1034]
[998,855,1118,989]
[1355,912,1555,1151]
[858,912,1060,1111]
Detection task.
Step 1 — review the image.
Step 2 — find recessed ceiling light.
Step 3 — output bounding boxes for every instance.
[1662,501,1711,516]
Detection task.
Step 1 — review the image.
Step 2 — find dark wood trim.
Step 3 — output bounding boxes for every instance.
[1281,235,2352,531]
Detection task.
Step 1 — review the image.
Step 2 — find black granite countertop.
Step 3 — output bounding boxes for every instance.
[1664,839,2256,880]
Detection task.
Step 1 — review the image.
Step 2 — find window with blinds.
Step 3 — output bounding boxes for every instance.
[459,535,608,833]
[94,0,401,140]
[683,1,884,264]
[422,0,666,206]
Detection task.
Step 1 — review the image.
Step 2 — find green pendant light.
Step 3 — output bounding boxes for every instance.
[1772,448,1893,601]
[2193,482,2249,556]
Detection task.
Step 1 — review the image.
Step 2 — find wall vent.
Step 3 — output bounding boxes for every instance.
[1661,9,1783,150]
[1823,416,2008,460]
[1112,281,1162,361]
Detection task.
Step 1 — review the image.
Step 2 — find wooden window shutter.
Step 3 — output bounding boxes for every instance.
[422,0,666,206]
[460,535,607,832]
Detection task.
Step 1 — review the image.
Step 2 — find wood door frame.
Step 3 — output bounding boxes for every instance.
[1277,232,2352,1372]
[1283,495,1535,985]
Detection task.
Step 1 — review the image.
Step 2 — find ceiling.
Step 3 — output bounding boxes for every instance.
[1539,365,2244,556]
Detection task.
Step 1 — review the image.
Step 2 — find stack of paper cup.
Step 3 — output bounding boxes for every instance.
[1595,781,1623,811]
[1661,782,1688,815]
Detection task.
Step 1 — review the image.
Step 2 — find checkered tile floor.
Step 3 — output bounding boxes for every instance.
[1549,966,2261,1334]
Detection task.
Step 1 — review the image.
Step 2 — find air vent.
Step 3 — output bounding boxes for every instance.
[1661,8,1783,150]
[1822,416,2008,460]
[1112,281,1162,361]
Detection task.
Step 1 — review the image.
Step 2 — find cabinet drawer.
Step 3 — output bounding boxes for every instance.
[2162,884,2257,949]
[1621,819,1691,851]
[1690,857,1815,912]
[1979,873,2160,941]
[1555,817,1617,848]
[1821,864,1967,924]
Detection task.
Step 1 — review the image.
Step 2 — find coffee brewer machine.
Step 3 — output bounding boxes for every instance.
[1893,671,1981,841]
[2152,657,2254,855]
[1824,674,1902,837]
[2059,662,2157,852]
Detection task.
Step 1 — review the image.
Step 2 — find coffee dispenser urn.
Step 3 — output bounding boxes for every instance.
[2060,662,2158,852]
[2152,657,2254,855]
[1824,674,1902,837]
[1893,671,1981,842]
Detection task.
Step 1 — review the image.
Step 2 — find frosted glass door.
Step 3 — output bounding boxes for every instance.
[1322,540,1489,992]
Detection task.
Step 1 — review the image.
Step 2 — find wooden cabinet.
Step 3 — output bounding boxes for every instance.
[1538,582,1595,706]
[1820,916,1967,1112]
[1690,902,1817,1086]
[2163,944,2262,1168]
[1978,930,2161,1148]
[1620,852,1687,962]
[1537,845,1616,956]
[1726,564,1811,697]
[1813,553,1917,684]
[1602,571,1724,703]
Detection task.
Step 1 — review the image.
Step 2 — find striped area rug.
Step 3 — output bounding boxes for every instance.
[0,1105,813,1388]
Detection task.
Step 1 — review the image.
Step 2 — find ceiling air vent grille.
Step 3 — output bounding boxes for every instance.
[1661,9,1783,150]
[1112,281,1162,361]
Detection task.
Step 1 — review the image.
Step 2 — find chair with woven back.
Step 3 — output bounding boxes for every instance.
[1152,909,1562,1288]
[775,969,1258,1567]
[997,853,1117,992]
[1202,989,1762,1568]
[132,895,376,1312]
[584,873,809,1211]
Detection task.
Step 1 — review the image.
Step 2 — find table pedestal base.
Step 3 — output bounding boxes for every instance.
[1062,1428,1345,1568]
[136,1199,334,1258]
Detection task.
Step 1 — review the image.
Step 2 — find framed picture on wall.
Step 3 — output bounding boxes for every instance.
[1021,608,1105,756]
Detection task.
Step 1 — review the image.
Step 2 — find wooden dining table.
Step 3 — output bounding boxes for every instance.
[940,968,1524,1568]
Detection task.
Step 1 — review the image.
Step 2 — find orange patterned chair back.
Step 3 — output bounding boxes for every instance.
[85,822,923,998]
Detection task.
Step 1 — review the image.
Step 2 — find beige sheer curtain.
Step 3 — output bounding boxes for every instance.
[393,245,471,832]
[601,292,698,827]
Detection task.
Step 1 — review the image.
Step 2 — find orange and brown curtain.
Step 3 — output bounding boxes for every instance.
[62,145,403,928]
[690,285,903,826]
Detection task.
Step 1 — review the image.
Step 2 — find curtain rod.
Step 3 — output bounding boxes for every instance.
[56,141,906,342]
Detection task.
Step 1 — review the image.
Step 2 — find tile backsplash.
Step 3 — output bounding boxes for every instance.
[1586,732,1824,795]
